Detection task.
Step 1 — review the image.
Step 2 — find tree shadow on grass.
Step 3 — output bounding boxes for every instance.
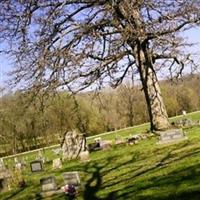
[83,158,117,200]
[118,163,200,200]
[82,141,200,200]
[3,187,26,200]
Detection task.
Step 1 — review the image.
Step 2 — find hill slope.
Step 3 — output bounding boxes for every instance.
[1,112,200,200]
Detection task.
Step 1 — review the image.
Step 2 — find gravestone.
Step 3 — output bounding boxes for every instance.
[79,150,90,162]
[36,150,45,163]
[30,160,43,172]
[52,158,62,170]
[126,135,140,145]
[88,141,101,152]
[115,137,125,145]
[0,170,11,192]
[100,140,112,150]
[61,130,86,160]
[158,129,187,144]
[40,176,57,192]
[182,110,187,116]
[62,171,80,187]
[15,162,22,170]
[0,158,5,171]
[94,137,102,143]
[14,157,18,164]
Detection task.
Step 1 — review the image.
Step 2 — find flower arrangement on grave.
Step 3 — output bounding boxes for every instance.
[62,184,76,198]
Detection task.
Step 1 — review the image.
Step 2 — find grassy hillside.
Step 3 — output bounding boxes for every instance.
[1,112,200,200]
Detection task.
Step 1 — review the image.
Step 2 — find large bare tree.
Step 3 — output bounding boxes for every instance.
[0,0,200,131]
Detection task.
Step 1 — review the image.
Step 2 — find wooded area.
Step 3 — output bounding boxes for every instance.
[0,74,200,156]
[1,0,200,132]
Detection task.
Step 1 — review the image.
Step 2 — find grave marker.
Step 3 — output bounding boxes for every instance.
[62,171,80,187]
[0,158,5,171]
[40,176,57,192]
[158,129,187,144]
[0,170,11,192]
[30,160,43,172]
[79,151,90,162]
[52,158,62,170]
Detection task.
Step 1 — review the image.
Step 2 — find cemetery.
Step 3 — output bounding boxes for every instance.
[1,1,200,199]
[0,112,200,199]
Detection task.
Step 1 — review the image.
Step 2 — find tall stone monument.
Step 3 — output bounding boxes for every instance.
[61,130,86,160]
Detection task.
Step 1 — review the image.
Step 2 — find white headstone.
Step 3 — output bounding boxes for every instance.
[15,162,22,170]
[14,157,18,164]
[79,151,90,162]
[52,158,62,170]
[0,158,5,171]
[182,110,187,116]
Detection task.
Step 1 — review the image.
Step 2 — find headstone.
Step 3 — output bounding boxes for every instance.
[140,134,148,140]
[79,151,90,162]
[15,162,22,170]
[100,140,112,150]
[126,135,140,145]
[0,170,11,192]
[182,110,187,116]
[14,157,18,164]
[52,158,62,170]
[30,160,43,172]
[36,150,45,163]
[21,157,27,168]
[37,150,43,159]
[61,130,86,160]
[115,137,125,145]
[94,137,102,143]
[0,158,5,171]
[158,129,187,144]
[62,172,80,187]
[88,141,101,152]
[40,176,57,192]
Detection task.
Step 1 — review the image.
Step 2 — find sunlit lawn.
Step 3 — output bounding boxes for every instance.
[1,111,200,199]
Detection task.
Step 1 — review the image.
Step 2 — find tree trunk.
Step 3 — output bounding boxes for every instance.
[134,41,170,131]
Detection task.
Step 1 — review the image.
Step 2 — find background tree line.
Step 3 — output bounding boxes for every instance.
[0,74,200,156]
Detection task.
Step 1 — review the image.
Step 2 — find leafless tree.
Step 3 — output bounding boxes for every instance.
[0,0,200,131]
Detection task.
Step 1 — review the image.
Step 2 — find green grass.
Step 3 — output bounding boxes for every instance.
[1,111,200,200]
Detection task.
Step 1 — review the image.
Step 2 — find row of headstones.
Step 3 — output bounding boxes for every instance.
[40,171,80,195]
[125,133,154,145]
[174,118,200,127]
[30,158,62,172]
[0,155,64,193]
[0,156,81,193]
[88,129,188,149]
[88,133,155,152]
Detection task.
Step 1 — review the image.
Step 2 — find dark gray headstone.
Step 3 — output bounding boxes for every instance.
[40,176,57,192]
[158,129,187,144]
[62,172,80,186]
[30,160,43,172]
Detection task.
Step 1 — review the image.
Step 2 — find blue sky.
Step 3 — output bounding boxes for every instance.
[0,27,200,88]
